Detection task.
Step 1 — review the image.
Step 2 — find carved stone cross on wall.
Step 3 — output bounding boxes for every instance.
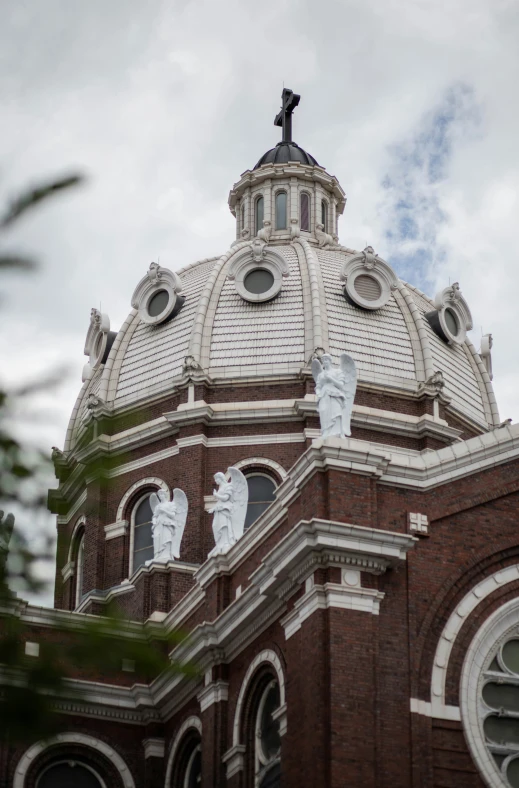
[274,88,301,143]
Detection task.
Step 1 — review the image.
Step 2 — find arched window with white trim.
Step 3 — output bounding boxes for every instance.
[130,493,154,573]
[275,191,287,230]
[255,195,264,236]
[321,199,328,233]
[169,730,202,787]
[75,533,86,609]
[300,192,310,232]
[255,679,281,787]
[244,473,277,531]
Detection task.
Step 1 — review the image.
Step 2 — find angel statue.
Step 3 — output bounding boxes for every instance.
[312,353,357,439]
[148,489,188,564]
[208,467,248,557]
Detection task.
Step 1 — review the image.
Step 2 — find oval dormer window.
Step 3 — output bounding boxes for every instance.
[147,289,170,318]
[354,274,382,302]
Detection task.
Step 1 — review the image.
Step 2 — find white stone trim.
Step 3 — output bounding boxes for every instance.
[409,698,460,720]
[61,560,75,582]
[296,239,329,353]
[340,247,399,311]
[143,737,165,759]
[460,597,519,788]
[66,515,86,564]
[105,445,179,480]
[176,432,305,450]
[164,716,202,788]
[131,263,183,326]
[232,650,286,749]
[228,244,289,304]
[431,282,473,345]
[116,477,169,522]
[281,583,385,639]
[232,456,287,480]
[25,642,39,657]
[104,520,128,540]
[57,491,87,526]
[431,564,519,713]
[197,679,229,712]
[13,732,136,788]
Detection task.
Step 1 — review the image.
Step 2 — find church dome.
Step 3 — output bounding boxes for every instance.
[64,89,499,452]
[254,141,319,169]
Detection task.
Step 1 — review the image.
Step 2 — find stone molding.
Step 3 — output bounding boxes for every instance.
[104,520,128,540]
[13,732,136,788]
[222,744,246,779]
[116,477,169,522]
[431,564,519,714]
[340,246,399,311]
[197,679,229,712]
[232,649,286,749]
[142,737,165,759]
[409,698,460,721]
[281,582,386,639]
[61,560,75,582]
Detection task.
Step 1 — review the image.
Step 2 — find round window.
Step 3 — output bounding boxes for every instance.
[354,274,382,302]
[244,269,275,295]
[148,289,170,317]
[444,308,459,337]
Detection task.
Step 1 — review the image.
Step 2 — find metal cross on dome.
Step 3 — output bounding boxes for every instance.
[274,88,301,143]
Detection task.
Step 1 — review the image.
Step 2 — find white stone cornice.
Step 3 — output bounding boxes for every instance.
[104,520,128,540]
[222,744,246,778]
[143,737,165,758]
[197,679,229,712]
[56,490,87,525]
[61,560,75,582]
[281,583,385,639]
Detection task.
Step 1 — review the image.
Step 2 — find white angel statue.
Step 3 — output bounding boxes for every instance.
[148,489,188,563]
[208,467,248,557]
[312,353,357,439]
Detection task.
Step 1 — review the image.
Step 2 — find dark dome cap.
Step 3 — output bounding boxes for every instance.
[254,141,320,170]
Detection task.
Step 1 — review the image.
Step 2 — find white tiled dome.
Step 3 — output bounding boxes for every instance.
[65,239,498,451]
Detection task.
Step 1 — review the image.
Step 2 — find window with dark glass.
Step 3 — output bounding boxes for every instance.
[241,203,245,232]
[75,533,85,608]
[184,744,202,788]
[244,269,274,295]
[275,192,287,230]
[321,199,328,232]
[255,196,264,235]
[480,637,519,786]
[255,680,281,788]
[133,495,154,571]
[36,761,103,788]
[148,289,169,317]
[300,193,310,231]
[244,475,276,530]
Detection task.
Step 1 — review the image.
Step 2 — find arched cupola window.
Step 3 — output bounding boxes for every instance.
[255,196,264,236]
[321,199,328,233]
[275,191,287,230]
[131,493,154,573]
[244,473,277,531]
[241,203,245,233]
[300,192,310,231]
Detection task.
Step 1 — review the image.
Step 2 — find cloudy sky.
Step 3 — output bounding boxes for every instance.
[2,0,519,604]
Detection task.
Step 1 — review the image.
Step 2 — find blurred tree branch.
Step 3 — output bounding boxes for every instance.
[0,174,192,744]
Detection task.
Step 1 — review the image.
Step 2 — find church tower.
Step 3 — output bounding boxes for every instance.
[8,90,519,788]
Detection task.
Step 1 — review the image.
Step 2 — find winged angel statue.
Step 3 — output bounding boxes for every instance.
[208,467,248,557]
[312,353,357,439]
[148,489,188,563]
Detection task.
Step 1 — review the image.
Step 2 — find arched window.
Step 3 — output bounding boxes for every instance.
[321,199,328,233]
[244,474,277,531]
[36,760,104,787]
[300,193,310,231]
[75,533,85,609]
[241,203,245,233]
[131,494,154,573]
[169,731,202,787]
[255,196,264,236]
[247,678,281,788]
[275,191,287,230]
